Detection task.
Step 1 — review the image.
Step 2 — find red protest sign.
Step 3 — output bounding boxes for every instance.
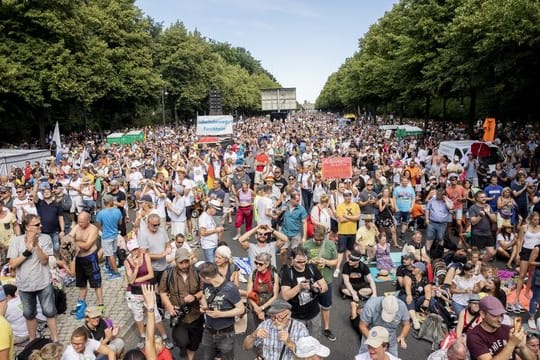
[321,157,352,180]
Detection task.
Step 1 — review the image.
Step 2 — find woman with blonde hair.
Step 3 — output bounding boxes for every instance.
[29,343,64,360]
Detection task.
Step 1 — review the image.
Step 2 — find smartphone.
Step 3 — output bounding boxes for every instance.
[514,317,522,332]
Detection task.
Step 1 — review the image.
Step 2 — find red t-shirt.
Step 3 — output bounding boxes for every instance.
[255,153,269,172]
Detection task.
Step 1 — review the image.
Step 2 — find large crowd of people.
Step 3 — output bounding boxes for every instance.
[0,112,539,360]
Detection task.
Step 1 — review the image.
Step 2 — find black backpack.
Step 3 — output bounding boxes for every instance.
[54,286,67,314]
[16,337,52,360]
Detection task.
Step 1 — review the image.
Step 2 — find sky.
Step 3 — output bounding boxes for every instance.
[135,0,398,104]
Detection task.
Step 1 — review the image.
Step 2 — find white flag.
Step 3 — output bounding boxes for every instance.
[52,121,61,154]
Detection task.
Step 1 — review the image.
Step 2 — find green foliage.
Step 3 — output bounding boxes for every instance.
[317,0,540,127]
[0,0,279,144]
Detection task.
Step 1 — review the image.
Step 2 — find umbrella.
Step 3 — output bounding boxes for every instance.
[470,142,491,158]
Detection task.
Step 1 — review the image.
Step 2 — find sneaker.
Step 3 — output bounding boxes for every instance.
[506,303,515,313]
[163,338,174,350]
[107,272,122,280]
[97,304,105,316]
[233,234,240,241]
[137,339,145,349]
[323,329,336,342]
[333,269,340,278]
[529,318,538,330]
[239,274,248,283]
[412,319,421,330]
[514,304,524,314]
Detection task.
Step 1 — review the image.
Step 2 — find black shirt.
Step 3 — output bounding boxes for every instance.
[36,199,62,233]
[281,264,323,320]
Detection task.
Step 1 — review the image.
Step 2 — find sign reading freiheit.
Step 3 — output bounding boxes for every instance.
[321,157,352,180]
[196,115,233,136]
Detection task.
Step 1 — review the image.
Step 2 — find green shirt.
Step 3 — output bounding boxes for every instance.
[304,239,338,285]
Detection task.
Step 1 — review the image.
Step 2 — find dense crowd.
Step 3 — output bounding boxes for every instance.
[0,112,540,360]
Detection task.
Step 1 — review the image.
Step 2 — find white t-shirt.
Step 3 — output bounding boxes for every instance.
[128,171,143,189]
[61,338,100,360]
[356,352,400,360]
[199,211,218,250]
[256,196,273,226]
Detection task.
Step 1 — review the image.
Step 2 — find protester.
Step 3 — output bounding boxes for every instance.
[355,326,399,360]
[82,306,125,359]
[198,200,224,262]
[61,326,115,360]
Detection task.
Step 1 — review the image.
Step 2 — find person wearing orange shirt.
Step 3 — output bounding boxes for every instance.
[446,174,467,246]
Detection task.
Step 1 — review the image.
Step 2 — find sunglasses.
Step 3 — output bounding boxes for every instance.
[294,259,307,264]
[254,261,266,266]
[289,177,295,180]
[28,223,41,227]
[149,223,160,227]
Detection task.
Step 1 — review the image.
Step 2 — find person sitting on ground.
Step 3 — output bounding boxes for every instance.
[455,294,483,342]
[82,306,125,359]
[355,214,379,262]
[395,253,415,292]
[294,336,330,360]
[3,283,30,345]
[375,232,393,278]
[355,326,399,360]
[61,326,115,360]
[29,342,64,360]
[398,261,435,330]
[427,340,469,360]
[340,250,377,302]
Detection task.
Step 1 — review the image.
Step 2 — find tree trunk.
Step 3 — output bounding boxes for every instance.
[423,95,430,132]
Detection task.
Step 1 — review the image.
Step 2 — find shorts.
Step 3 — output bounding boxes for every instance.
[338,234,356,253]
[102,238,118,257]
[520,247,534,261]
[173,315,204,351]
[394,211,410,225]
[471,234,495,249]
[70,195,83,214]
[454,208,463,221]
[281,234,302,250]
[318,284,333,309]
[75,251,102,289]
[185,205,194,219]
[126,292,162,322]
[19,284,57,319]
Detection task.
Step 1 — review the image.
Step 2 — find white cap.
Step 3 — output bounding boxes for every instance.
[381,296,399,322]
[295,336,330,358]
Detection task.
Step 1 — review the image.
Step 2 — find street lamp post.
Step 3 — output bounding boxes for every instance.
[161,88,167,127]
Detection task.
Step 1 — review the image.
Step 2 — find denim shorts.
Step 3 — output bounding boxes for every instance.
[394,211,411,225]
[19,284,57,319]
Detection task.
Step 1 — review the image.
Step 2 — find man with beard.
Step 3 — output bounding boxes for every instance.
[467,296,532,360]
[238,224,288,271]
[159,248,203,360]
[243,298,309,360]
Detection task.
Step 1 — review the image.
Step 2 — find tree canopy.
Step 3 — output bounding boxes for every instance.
[316,0,540,130]
[0,0,279,144]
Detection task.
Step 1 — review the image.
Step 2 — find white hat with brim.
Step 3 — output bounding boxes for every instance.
[365,326,389,348]
[295,336,330,358]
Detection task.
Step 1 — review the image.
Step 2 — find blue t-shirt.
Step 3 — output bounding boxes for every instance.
[393,185,415,212]
[281,203,308,237]
[484,184,503,212]
[96,207,122,240]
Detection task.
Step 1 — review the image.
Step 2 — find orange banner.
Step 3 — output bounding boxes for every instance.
[321,157,352,180]
[483,117,496,142]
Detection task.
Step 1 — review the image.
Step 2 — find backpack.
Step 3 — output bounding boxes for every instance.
[416,313,448,351]
[16,337,52,360]
[54,286,67,314]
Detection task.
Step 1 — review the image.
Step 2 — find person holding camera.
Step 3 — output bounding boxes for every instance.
[198,261,245,360]
[159,248,203,360]
[281,246,328,339]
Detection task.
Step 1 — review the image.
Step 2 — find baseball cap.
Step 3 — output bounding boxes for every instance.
[448,173,459,180]
[479,295,506,316]
[126,240,139,251]
[349,250,362,262]
[413,262,426,273]
[175,248,190,263]
[365,326,389,348]
[85,306,102,318]
[402,252,415,261]
[295,336,330,358]
[381,296,399,322]
[343,190,353,196]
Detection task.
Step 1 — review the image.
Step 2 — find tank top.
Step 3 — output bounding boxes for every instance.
[238,189,252,204]
[127,255,151,291]
[523,225,540,250]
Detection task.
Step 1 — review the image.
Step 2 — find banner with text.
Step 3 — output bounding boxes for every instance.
[196,115,233,136]
[321,157,352,180]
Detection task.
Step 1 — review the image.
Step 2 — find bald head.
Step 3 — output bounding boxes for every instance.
[447,341,467,360]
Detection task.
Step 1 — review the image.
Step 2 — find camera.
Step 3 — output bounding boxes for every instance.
[309,279,320,296]
[170,304,191,327]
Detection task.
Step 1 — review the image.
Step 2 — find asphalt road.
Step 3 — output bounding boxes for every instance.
[149,221,435,360]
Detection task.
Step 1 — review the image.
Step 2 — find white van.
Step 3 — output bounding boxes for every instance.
[438,140,505,172]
